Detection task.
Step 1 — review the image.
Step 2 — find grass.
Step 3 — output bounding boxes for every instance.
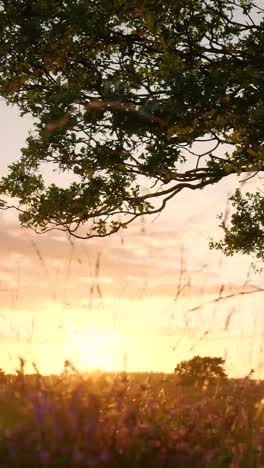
[0,364,264,467]
[0,231,264,466]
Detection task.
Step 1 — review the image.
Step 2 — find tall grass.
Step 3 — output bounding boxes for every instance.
[0,229,264,465]
[1,364,264,466]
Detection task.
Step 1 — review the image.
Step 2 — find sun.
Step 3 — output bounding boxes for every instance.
[64,325,124,372]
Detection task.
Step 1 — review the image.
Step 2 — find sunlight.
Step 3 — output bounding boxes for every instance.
[64,325,124,372]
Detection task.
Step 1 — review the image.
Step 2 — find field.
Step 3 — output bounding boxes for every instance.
[0,239,263,467]
[0,366,264,467]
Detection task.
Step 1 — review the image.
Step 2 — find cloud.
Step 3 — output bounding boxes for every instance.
[0,203,261,315]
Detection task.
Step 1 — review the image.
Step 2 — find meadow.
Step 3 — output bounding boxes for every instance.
[0,363,264,467]
[0,235,263,467]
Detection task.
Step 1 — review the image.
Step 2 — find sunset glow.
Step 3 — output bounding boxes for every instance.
[64,326,124,372]
[0,63,263,378]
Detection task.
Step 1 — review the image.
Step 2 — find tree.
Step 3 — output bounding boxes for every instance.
[174,355,227,385]
[0,0,263,249]
[210,188,264,261]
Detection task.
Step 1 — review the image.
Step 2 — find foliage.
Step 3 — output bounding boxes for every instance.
[1,369,264,466]
[174,355,227,385]
[210,188,264,261]
[0,0,263,251]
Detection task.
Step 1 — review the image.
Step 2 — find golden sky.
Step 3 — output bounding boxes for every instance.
[0,102,264,378]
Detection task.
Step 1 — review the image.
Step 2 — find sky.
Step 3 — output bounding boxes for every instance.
[0,101,264,378]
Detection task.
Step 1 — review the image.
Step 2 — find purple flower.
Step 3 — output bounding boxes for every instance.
[33,392,53,424]
[38,447,51,466]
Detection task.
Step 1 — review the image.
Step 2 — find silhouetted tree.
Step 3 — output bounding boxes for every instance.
[0,1,263,256]
[174,355,227,386]
[210,189,264,261]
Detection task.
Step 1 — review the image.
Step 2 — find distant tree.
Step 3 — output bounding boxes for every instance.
[0,368,5,382]
[0,0,263,254]
[174,355,227,385]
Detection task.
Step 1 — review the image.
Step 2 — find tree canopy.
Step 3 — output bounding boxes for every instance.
[0,0,263,255]
[174,355,227,385]
[210,188,264,261]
